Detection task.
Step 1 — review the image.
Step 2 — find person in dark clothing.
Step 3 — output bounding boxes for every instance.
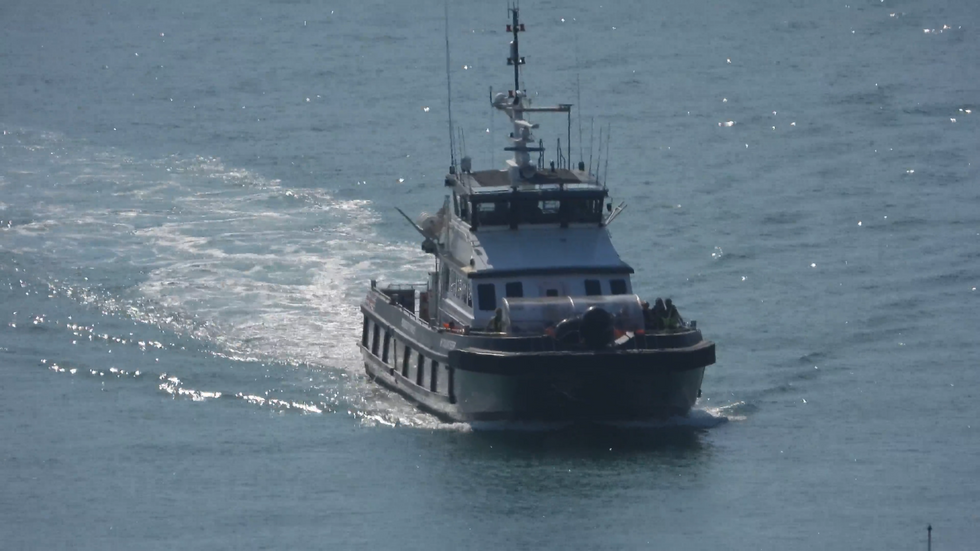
[641,301,654,330]
[486,308,504,332]
[650,298,667,330]
[664,298,684,330]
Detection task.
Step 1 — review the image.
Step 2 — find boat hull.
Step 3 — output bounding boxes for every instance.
[363,347,705,422]
[359,292,713,422]
[360,301,715,421]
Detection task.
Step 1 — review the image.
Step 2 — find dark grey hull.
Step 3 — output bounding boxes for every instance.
[360,289,714,422]
[363,347,706,422]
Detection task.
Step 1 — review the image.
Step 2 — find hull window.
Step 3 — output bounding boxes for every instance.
[610,279,628,295]
[419,291,430,322]
[505,281,523,298]
[447,367,455,403]
[381,330,391,364]
[361,317,369,346]
[391,337,400,368]
[371,322,381,356]
[437,364,450,395]
[416,354,425,387]
[585,279,602,296]
[401,345,411,377]
[477,283,497,311]
[430,360,439,392]
[407,350,417,382]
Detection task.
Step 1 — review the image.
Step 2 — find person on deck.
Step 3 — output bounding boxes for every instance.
[642,301,654,330]
[664,298,684,331]
[486,308,504,332]
[650,298,667,330]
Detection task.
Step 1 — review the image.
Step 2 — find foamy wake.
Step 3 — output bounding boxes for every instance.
[356,403,736,432]
[4,128,434,418]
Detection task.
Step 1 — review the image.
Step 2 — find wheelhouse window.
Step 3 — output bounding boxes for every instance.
[449,271,458,300]
[477,283,497,311]
[505,281,523,298]
[610,279,628,295]
[515,199,561,225]
[445,271,470,305]
[474,201,510,227]
[584,279,602,296]
[470,191,605,229]
[468,188,607,229]
[566,198,604,224]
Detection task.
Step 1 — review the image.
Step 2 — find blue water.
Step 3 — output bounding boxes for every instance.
[2,0,979,548]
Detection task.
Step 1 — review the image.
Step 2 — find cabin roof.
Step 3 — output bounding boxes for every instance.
[463,168,589,187]
[453,168,602,196]
[457,226,633,277]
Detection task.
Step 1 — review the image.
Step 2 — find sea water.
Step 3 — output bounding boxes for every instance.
[2,0,978,549]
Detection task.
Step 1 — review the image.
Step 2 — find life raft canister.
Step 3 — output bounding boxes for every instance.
[580,307,615,350]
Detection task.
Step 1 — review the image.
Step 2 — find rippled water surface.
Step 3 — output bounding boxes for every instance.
[2,0,979,549]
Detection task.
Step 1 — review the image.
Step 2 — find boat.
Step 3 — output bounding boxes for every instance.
[358,6,715,422]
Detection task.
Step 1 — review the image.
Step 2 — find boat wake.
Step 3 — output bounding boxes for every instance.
[2,126,438,420]
[352,402,735,432]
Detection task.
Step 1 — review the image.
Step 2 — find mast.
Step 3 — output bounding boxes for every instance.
[506,6,525,93]
[499,5,534,173]
[490,5,571,178]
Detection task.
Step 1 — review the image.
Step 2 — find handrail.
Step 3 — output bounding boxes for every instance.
[381,283,428,291]
[371,287,430,326]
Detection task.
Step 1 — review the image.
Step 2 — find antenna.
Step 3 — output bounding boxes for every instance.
[588,117,595,176]
[489,86,495,167]
[603,124,611,187]
[595,124,603,181]
[566,108,571,169]
[507,4,525,93]
[444,0,457,171]
[575,37,583,163]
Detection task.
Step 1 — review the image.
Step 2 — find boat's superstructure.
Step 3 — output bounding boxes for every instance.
[358,6,715,422]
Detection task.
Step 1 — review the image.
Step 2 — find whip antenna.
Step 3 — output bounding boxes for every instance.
[595,124,603,180]
[444,0,457,171]
[603,124,612,187]
[575,37,584,163]
[588,117,595,176]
